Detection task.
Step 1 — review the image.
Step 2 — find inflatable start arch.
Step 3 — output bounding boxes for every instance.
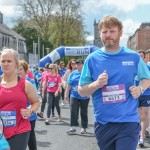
[38,45,99,67]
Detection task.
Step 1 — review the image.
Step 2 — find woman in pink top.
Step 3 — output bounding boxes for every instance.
[0,48,40,150]
[42,64,62,125]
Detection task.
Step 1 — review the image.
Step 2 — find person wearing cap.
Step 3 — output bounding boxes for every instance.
[65,59,89,134]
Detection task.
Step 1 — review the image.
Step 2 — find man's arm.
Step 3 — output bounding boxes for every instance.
[78,70,108,97]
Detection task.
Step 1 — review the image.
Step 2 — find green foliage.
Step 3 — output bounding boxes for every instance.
[13,0,90,60]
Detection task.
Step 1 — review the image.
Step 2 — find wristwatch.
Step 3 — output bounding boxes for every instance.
[139,86,145,94]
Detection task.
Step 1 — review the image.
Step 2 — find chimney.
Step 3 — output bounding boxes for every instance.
[0,12,3,24]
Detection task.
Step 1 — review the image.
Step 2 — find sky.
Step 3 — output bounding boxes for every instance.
[0,0,150,47]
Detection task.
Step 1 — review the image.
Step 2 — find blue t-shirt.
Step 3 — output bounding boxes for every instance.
[79,47,150,124]
[26,77,37,121]
[67,70,89,100]
[59,68,67,76]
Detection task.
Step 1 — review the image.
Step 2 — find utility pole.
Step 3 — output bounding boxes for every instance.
[38,36,40,61]
[42,44,45,58]
[46,48,50,55]
[33,42,37,65]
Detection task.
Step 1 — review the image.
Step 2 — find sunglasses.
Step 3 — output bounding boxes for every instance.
[71,63,76,65]
[48,68,54,70]
[61,64,64,66]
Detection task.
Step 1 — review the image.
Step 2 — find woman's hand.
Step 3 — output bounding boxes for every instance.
[20,108,32,119]
[54,91,59,97]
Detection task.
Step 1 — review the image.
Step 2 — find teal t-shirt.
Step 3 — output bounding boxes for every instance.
[0,135,10,150]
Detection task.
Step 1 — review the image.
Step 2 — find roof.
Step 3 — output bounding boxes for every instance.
[0,23,25,40]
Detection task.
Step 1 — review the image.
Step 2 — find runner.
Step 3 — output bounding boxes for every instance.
[78,16,150,150]
[136,50,150,148]
[0,48,40,150]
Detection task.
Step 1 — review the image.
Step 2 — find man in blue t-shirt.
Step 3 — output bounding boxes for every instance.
[78,16,150,150]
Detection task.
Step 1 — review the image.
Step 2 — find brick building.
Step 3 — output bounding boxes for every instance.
[0,12,27,60]
[127,23,150,62]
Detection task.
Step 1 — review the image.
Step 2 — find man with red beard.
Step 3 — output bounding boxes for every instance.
[78,16,150,150]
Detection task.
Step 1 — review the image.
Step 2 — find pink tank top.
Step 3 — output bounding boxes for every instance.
[0,77,31,139]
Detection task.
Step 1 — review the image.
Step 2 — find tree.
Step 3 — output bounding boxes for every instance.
[13,22,39,53]
[17,0,55,41]
[51,0,88,47]
[13,21,52,55]
[16,0,88,49]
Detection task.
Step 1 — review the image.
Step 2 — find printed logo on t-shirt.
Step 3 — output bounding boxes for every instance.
[122,61,134,66]
[48,82,56,87]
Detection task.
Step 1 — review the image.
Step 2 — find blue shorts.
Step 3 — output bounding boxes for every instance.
[94,122,140,150]
[138,95,150,107]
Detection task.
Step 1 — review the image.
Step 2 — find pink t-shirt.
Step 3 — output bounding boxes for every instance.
[46,74,62,92]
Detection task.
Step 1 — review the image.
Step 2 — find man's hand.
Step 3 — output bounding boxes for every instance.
[97,70,108,88]
[129,86,141,98]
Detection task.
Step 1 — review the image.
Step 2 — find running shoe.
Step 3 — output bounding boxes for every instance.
[45,119,50,125]
[80,128,87,134]
[138,138,144,148]
[57,116,62,122]
[37,112,44,118]
[61,102,65,106]
[66,128,76,134]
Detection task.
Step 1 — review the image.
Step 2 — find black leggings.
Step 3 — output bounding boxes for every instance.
[47,92,61,118]
[7,132,30,150]
[28,120,37,150]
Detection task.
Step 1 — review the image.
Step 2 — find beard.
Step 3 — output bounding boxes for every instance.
[102,38,119,49]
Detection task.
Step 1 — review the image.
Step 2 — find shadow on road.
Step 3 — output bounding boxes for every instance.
[35,130,47,135]
[37,141,51,147]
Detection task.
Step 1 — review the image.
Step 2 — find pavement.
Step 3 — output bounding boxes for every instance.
[32,97,150,150]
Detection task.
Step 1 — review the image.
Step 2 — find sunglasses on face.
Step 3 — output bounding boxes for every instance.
[71,62,76,65]
[61,64,64,66]
[49,68,54,70]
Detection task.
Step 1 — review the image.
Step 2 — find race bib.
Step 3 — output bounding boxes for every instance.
[48,82,56,87]
[0,111,16,127]
[102,84,126,104]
